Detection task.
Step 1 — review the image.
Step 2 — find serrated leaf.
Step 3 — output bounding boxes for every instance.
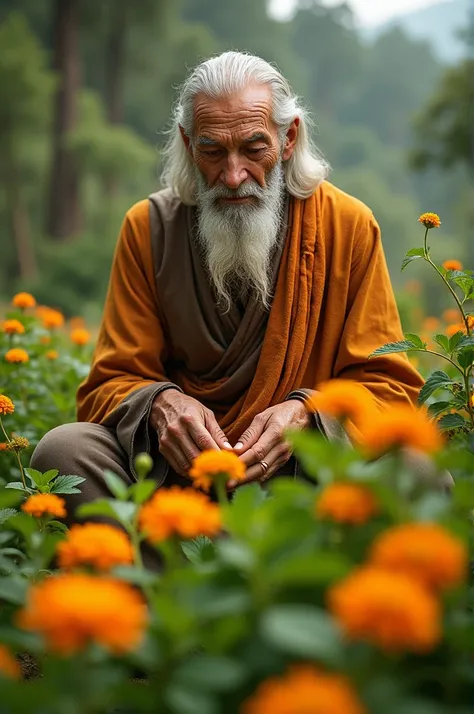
[402,256,423,271]
[427,401,454,417]
[433,334,450,352]
[0,509,18,525]
[24,468,59,487]
[369,340,420,358]
[404,333,426,348]
[418,371,455,405]
[437,413,467,430]
[457,347,474,370]
[456,335,474,349]
[103,470,129,500]
[182,536,216,565]
[49,474,85,495]
[449,331,465,352]
[4,482,31,493]
[453,276,474,298]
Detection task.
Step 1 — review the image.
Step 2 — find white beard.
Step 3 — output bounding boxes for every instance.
[194,163,285,312]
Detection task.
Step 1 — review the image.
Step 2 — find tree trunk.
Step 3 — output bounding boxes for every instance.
[104,3,129,197]
[46,0,81,240]
[5,146,38,282]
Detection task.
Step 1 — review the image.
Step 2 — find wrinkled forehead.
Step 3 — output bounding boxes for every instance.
[192,84,276,142]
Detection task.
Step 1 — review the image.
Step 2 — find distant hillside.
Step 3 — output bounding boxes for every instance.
[365,0,470,63]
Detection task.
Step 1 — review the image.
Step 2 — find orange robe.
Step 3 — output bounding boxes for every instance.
[77,181,423,452]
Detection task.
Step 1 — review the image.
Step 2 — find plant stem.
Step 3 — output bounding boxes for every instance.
[14,451,27,489]
[408,348,464,375]
[422,230,470,334]
[0,418,11,443]
[462,369,474,429]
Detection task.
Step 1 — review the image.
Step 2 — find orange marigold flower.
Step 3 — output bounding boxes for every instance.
[369,523,467,593]
[307,380,376,426]
[443,308,460,324]
[45,350,59,360]
[12,292,36,309]
[57,523,134,572]
[356,405,443,457]
[422,316,440,332]
[5,348,29,364]
[189,449,246,491]
[70,328,91,346]
[41,308,65,330]
[328,566,440,653]
[0,644,20,679]
[0,394,15,415]
[316,482,379,526]
[0,443,7,451]
[443,259,463,272]
[139,486,222,543]
[17,574,147,655]
[446,323,464,337]
[242,664,367,714]
[2,319,25,335]
[40,335,51,345]
[22,494,66,519]
[418,213,441,229]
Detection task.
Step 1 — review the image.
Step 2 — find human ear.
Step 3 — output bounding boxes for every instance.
[179,125,193,157]
[282,117,300,161]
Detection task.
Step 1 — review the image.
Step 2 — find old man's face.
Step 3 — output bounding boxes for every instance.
[181,85,298,310]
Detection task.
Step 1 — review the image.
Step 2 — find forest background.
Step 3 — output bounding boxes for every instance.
[0,0,472,326]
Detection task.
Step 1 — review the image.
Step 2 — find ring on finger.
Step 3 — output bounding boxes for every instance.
[259,460,270,481]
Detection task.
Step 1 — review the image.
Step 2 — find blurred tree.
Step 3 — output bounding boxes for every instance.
[0,14,54,282]
[47,0,81,241]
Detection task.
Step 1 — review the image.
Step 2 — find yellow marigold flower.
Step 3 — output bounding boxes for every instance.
[70,328,91,346]
[189,449,245,491]
[0,644,20,679]
[40,335,51,345]
[328,566,440,653]
[5,348,29,364]
[2,319,25,335]
[41,308,65,330]
[356,405,443,457]
[418,213,441,229]
[446,323,464,337]
[422,316,440,332]
[307,380,376,426]
[316,482,379,526]
[57,524,134,572]
[443,259,463,272]
[45,350,59,360]
[0,394,15,415]
[139,486,222,543]
[242,664,367,714]
[369,523,467,593]
[22,494,66,519]
[12,292,36,309]
[17,574,147,655]
[443,308,460,323]
[5,436,29,453]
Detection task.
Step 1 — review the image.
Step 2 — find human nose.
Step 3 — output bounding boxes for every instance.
[220,154,248,189]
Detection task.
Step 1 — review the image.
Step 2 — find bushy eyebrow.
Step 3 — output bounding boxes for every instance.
[196,132,269,146]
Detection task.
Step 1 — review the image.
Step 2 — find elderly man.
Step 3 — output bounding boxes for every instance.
[31,51,424,507]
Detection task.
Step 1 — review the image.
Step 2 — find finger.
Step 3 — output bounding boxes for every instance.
[186,417,222,452]
[206,416,232,450]
[227,441,292,489]
[238,426,282,469]
[233,414,266,454]
[159,428,199,476]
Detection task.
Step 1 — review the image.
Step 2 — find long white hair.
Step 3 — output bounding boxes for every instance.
[161,51,330,205]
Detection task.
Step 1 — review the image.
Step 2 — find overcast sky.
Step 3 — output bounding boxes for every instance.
[270,0,445,27]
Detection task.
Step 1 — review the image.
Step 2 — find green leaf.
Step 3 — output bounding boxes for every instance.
[456,335,474,349]
[49,474,85,494]
[437,413,467,431]
[414,493,450,521]
[260,605,342,664]
[110,500,137,523]
[5,512,37,539]
[453,276,474,298]
[270,552,351,586]
[403,333,426,348]
[448,331,465,352]
[174,656,247,693]
[427,401,453,417]
[165,685,218,714]
[401,247,424,271]
[0,490,23,508]
[0,509,18,525]
[216,540,255,570]
[76,499,121,522]
[370,340,422,358]
[181,536,216,565]
[112,566,158,587]
[5,482,31,493]
[0,576,27,605]
[457,347,474,370]
[432,334,450,352]
[129,480,157,505]
[47,520,68,533]
[103,470,129,500]
[418,371,455,405]
[24,468,58,487]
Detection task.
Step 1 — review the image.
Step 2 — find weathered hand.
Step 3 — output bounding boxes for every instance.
[149,389,231,477]
[227,399,311,489]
